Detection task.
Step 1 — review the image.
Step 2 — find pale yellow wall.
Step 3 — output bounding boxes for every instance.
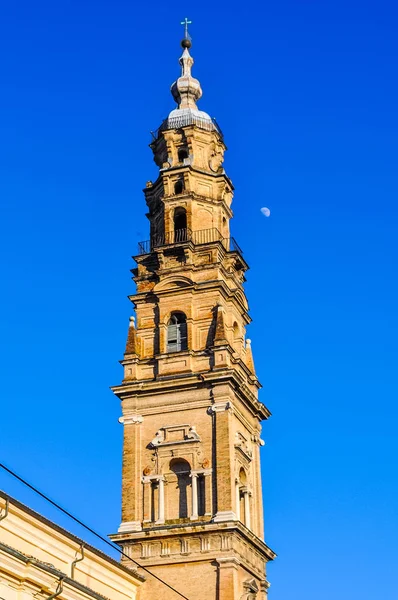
[0,495,143,600]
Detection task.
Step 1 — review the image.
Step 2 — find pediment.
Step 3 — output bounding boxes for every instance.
[154,276,194,291]
[148,424,201,448]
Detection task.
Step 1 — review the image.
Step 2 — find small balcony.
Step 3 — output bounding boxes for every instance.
[137,227,243,256]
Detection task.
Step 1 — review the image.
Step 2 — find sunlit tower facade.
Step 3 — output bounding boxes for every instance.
[110,26,275,599]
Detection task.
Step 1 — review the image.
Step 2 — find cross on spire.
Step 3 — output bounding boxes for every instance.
[181,17,192,40]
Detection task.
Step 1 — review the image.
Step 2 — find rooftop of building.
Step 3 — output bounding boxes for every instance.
[0,490,145,586]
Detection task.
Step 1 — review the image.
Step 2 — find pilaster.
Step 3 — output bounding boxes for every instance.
[120,414,143,530]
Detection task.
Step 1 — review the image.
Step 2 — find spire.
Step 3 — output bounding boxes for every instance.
[245,339,256,375]
[171,20,202,110]
[124,316,139,356]
[213,305,228,346]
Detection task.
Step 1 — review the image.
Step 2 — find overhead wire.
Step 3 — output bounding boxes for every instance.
[0,462,190,600]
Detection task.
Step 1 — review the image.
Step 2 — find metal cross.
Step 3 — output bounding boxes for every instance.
[181,17,192,39]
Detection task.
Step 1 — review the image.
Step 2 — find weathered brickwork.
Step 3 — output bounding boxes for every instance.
[110,34,276,599]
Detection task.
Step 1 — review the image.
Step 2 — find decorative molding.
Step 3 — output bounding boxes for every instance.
[149,424,201,448]
[207,401,232,414]
[213,510,237,523]
[117,520,142,533]
[216,556,241,567]
[118,414,144,425]
[200,536,210,552]
[235,431,253,461]
[160,542,170,556]
[180,538,190,554]
[244,578,259,593]
[191,468,212,476]
[140,543,151,558]
[251,434,265,446]
[142,475,165,483]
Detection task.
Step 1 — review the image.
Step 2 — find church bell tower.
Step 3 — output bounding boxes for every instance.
[110,28,276,599]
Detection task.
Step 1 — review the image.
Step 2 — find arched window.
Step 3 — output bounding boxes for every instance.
[173,207,187,242]
[167,312,188,352]
[178,148,189,162]
[174,178,184,195]
[170,458,191,519]
[238,467,251,528]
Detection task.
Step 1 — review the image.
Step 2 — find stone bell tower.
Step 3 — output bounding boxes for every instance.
[110,28,275,600]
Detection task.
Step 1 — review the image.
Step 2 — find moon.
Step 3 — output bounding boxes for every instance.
[260,207,271,217]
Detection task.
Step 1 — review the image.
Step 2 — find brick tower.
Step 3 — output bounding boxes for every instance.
[110,28,276,600]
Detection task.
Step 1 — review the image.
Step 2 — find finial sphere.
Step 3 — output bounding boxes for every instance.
[181,37,192,49]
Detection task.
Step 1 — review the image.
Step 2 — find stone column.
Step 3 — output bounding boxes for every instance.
[190,472,198,520]
[156,477,165,524]
[142,477,151,523]
[244,490,251,530]
[204,470,212,516]
[235,479,241,521]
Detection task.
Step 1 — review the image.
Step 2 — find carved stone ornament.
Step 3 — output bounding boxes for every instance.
[186,425,200,440]
[143,466,151,476]
[235,431,253,460]
[150,430,165,447]
[209,145,224,173]
[243,578,259,599]
[119,414,144,425]
[202,458,210,469]
[148,424,202,448]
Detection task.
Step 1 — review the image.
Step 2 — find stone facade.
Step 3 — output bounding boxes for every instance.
[110,34,276,599]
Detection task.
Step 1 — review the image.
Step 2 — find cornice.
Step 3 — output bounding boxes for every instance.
[146,164,234,192]
[110,520,276,562]
[129,278,251,322]
[112,369,270,421]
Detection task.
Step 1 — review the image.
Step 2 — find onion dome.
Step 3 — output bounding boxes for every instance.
[171,39,203,110]
[159,27,222,136]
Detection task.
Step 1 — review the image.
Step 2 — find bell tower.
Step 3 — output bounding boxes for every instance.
[110,29,276,600]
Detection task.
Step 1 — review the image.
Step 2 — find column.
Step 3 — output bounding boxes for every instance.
[142,477,151,523]
[235,480,241,521]
[244,490,251,530]
[190,472,198,520]
[204,470,212,516]
[157,477,165,524]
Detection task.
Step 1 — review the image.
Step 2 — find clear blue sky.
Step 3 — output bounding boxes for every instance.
[1,1,397,598]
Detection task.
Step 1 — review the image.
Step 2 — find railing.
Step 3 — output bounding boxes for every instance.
[137,227,243,256]
[151,116,224,140]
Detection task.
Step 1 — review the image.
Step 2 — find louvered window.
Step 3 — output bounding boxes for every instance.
[167,313,188,352]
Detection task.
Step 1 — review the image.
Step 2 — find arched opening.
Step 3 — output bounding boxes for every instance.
[198,474,205,516]
[238,467,250,528]
[178,147,189,162]
[167,312,188,352]
[173,207,187,242]
[170,458,191,519]
[174,178,184,195]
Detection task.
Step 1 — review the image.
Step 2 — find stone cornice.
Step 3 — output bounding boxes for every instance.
[110,521,276,563]
[145,164,234,194]
[112,370,270,421]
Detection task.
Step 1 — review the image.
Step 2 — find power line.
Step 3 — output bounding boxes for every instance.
[0,462,190,600]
